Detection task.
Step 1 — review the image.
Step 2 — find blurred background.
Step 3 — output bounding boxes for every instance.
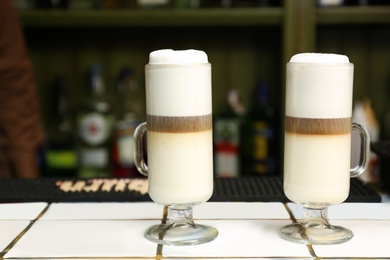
[8,0,390,190]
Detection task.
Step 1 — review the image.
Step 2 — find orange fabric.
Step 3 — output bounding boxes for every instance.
[0,0,44,178]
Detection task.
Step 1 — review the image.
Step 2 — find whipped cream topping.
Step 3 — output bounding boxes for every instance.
[149,49,208,64]
[290,53,350,63]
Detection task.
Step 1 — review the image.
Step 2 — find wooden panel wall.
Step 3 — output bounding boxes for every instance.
[317,24,390,123]
[24,26,282,127]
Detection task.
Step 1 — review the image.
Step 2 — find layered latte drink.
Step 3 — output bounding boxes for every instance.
[145,49,213,205]
[284,53,354,206]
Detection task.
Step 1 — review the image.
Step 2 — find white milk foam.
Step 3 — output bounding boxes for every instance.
[146,49,211,116]
[147,131,214,205]
[290,53,349,63]
[286,53,353,118]
[149,49,208,64]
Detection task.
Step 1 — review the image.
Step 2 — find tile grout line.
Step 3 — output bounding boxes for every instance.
[155,205,168,260]
[283,203,318,258]
[0,203,51,258]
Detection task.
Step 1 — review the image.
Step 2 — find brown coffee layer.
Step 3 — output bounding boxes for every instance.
[285,116,351,135]
[147,114,212,133]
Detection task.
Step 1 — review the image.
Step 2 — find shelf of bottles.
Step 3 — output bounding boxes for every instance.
[42,66,281,179]
[25,0,390,179]
[43,65,144,179]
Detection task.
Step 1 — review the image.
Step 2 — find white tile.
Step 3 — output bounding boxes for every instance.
[285,203,304,220]
[0,203,47,220]
[4,220,158,258]
[287,202,390,220]
[194,202,290,219]
[327,203,390,220]
[163,220,311,258]
[40,202,164,220]
[313,220,390,258]
[0,221,30,252]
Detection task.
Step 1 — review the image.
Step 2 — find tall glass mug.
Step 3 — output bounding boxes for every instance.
[134,49,218,246]
[279,53,370,245]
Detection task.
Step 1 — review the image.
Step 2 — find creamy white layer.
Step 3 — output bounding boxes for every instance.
[284,133,351,206]
[145,64,211,116]
[147,130,213,205]
[286,54,353,118]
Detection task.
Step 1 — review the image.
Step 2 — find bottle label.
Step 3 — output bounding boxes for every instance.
[79,113,109,145]
[46,151,76,169]
[214,119,240,177]
[114,120,139,167]
[117,135,135,166]
[79,148,108,168]
[252,121,276,174]
[253,121,268,160]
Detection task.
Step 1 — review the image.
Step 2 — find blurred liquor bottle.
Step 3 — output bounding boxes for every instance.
[75,64,115,178]
[245,82,278,175]
[44,76,77,177]
[214,89,246,177]
[137,0,171,8]
[112,67,144,178]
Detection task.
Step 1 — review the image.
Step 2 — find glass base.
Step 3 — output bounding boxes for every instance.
[144,204,218,246]
[279,206,353,245]
[279,222,353,245]
[145,222,218,246]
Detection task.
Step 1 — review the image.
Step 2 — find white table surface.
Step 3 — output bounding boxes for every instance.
[1,202,389,259]
[40,202,164,220]
[0,202,47,220]
[312,220,390,258]
[0,202,48,253]
[287,202,390,220]
[0,221,30,252]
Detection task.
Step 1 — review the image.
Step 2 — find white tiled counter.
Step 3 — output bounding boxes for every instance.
[0,202,47,253]
[0,202,389,259]
[286,203,390,258]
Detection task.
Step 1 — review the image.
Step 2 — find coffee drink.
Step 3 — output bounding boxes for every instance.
[133,50,219,246]
[143,49,213,205]
[279,53,370,245]
[284,53,354,206]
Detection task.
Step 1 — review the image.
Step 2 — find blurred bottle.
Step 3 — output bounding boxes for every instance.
[214,89,246,177]
[44,76,77,177]
[317,0,344,7]
[75,64,115,178]
[246,82,278,175]
[112,67,144,178]
[137,0,171,8]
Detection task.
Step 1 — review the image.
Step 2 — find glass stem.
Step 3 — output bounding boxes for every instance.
[167,205,195,225]
[302,206,330,227]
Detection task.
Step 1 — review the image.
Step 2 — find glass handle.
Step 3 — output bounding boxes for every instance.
[134,122,148,177]
[350,122,370,178]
